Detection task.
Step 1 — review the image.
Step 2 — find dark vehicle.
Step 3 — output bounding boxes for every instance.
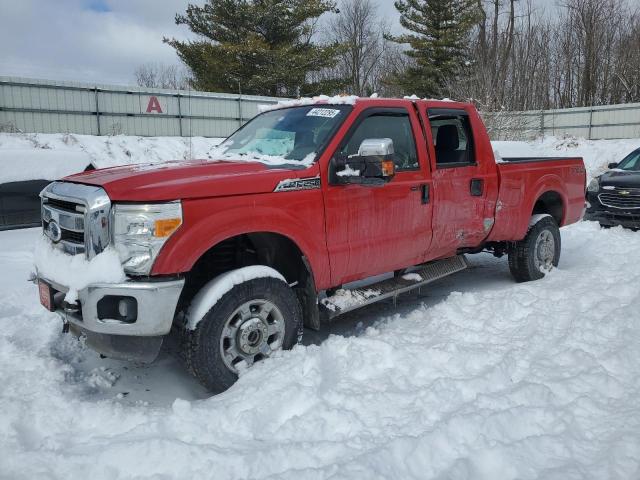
[586,148,640,229]
[0,179,52,230]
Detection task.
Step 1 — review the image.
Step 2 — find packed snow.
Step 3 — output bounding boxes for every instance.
[187,266,287,330]
[0,149,92,183]
[1,135,640,479]
[0,132,224,180]
[33,236,125,302]
[258,94,359,112]
[3,221,640,479]
[492,136,640,180]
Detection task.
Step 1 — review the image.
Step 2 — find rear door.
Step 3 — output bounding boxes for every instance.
[417,106,498,258]
[323,103,433,285]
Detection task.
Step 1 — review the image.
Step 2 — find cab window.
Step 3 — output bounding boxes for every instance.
[339,109,419,171]
[428,110,475,167]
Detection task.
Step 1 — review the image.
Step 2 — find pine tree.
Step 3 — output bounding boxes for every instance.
[390,0,478,98]
[165,1,342,97]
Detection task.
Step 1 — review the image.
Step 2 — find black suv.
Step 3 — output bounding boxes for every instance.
[586,147,640,229]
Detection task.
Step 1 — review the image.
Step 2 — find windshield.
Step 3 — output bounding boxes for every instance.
[616,149,640,171]
[215,105,351,166]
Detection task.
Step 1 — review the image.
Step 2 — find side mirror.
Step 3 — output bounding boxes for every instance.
[608,162,619,169]
[332,138,396,186]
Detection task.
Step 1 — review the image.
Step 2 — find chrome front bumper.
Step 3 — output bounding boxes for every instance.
[42,276,184,337]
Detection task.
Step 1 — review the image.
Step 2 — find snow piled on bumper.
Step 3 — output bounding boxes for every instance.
[1,222,639,479]
[33,235,125,302]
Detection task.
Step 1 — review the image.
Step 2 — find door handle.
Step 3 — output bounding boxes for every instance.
[411,184,430,204]
[421,184,430,204]
[470,178,484,196]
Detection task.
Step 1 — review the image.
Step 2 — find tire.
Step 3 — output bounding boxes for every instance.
[508,216,561,283]
[182,276,301,392]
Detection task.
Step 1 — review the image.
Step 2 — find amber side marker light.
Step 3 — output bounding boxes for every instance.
[382,160,395,177]
[155,218,182,237]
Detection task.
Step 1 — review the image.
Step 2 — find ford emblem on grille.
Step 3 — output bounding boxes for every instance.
[46,220,62,243]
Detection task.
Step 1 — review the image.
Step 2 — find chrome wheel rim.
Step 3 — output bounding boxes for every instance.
[220,299,285,373]
[534,229,555,271]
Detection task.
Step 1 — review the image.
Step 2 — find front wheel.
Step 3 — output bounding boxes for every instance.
[508,216,561,283]
[183,276,301,392]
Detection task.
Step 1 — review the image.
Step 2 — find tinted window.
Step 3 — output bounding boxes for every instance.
[429,113,475,167]
[617,149,640,171]
[339,111,419,171]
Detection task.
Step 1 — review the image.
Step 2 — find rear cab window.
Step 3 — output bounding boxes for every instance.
[428,109,476,168]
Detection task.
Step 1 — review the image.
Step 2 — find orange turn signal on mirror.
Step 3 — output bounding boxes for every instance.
[154,218,182,237]
[382,160,395,177]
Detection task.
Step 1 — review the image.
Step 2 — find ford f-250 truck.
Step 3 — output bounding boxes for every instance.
[36,97,586,391]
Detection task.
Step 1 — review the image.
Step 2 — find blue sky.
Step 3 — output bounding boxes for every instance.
[0,0,552,86]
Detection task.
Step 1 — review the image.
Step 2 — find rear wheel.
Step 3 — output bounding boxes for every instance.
[508,216,561,283]
[183,276,301,392]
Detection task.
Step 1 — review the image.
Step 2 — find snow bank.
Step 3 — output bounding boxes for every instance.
[0,149,92,183]
[2,222,640,479]
[33,235,125,302]
[0,132,224,181]
[492,136,640,180]
[187,266,286,329]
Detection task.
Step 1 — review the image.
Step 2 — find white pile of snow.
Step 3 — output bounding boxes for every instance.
[187,266,286,329]
[493,136,640,180]
[0,132,224,181]
[0,149,92,183]
[258,94,359,112]
[1,222,640,479]
[33,236,125,302]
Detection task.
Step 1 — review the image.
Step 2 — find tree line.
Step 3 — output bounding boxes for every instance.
[135,0,640,111]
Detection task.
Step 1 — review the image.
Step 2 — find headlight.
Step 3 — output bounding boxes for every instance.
[112,202,182,275]
[587,178,599,193]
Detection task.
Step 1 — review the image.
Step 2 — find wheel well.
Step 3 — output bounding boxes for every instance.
[176,232,312,314]
[532,191,564,226]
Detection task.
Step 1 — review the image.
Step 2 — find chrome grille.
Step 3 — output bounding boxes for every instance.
[40,182,111,258]
[598,187,640,210]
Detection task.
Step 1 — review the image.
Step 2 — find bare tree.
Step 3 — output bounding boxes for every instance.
[134,63,191,90]
[328,0,386,96]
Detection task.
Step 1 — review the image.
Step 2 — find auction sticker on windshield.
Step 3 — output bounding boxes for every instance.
[306,108,341,118]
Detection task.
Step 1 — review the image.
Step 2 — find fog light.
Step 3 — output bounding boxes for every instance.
[97,295,137,323]
[118,298,131,317]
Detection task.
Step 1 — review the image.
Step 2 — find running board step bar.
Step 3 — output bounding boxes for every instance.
[320,255,469,319]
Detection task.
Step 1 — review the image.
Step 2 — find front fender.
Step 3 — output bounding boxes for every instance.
[150,192,331,289]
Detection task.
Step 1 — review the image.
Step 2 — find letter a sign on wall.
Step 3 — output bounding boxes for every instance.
[145,96,163,114]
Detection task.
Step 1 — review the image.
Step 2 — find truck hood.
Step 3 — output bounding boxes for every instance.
[64,159,310,201]
[600,169,640,189]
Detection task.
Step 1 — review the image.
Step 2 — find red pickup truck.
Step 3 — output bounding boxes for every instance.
[37,98,586,391]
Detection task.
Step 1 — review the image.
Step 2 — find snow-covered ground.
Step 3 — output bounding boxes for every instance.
[0,133,224,182]
[1,135,640,479]
[2,131,640,183]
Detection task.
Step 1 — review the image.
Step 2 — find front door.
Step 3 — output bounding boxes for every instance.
[323,105,433,285]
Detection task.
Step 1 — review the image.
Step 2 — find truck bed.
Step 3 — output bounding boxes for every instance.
[488,156,586,242]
